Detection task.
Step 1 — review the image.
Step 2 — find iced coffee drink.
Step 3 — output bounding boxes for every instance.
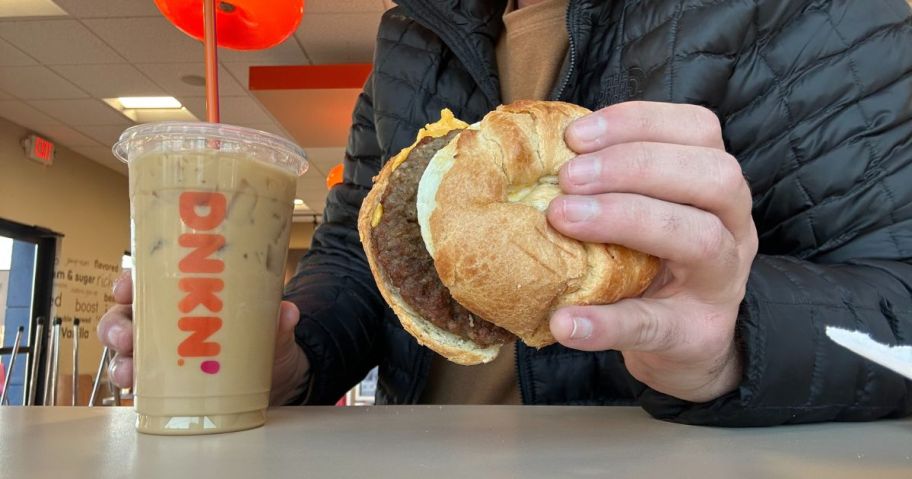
[114,123,307,435]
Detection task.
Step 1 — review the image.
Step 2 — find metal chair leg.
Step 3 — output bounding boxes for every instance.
[71,319,80,406]
[89,346,109,407]
[1,326,24,405]
[26,319,44,406]
[47,318,62,406]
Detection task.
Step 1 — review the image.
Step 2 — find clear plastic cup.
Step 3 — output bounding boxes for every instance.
[113,122,307,435]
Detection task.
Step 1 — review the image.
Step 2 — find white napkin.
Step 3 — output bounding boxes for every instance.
[826,326,912,380]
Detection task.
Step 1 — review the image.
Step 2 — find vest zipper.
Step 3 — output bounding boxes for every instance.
[396,0,502,107]
[552,1,579,101]
[514,341,528,404]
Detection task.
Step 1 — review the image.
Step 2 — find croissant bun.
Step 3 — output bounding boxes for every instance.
[361,101,659,364]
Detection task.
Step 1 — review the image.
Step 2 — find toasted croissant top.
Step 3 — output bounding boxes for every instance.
[417,100,659,348]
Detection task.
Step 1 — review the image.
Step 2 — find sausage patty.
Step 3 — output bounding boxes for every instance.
[372,131,516,348]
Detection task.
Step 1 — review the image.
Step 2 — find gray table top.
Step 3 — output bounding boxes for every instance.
[2,406,910,478]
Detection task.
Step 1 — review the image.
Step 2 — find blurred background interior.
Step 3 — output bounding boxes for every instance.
[0,0,392,408]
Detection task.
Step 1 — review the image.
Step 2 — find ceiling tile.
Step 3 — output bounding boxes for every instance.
[222,62,252,90]
[0,100,62,130]
[0,37,37,66]
[69,145,128,175]
[297,182,329,195]
[302,147,346,175]
[305,0,385,13]
[29,98,132,126]
[297,185,330,204]
[222,96,275,124]
[215,36,309,64]
[83,17,201,63]
[32,125,100,147]
[294,186,329,208]
[179,95,273,125]
[135,63,246,97]
[294,191,327,204]
[296,177,327,188]
[176,96,205,120]
[0,66,87,99]
[296,191,328,204]
[0,0,67,18]
[73,124,128,146]
[298,166,333,183]
[50,64,165,98]
[294,12,380,64]
[0,20,124,64]
[294,200,326,214]
[295,185,328,197]
[253,88,359,148]
[53,0,161,18]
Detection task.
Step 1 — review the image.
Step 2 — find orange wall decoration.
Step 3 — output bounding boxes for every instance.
[326,163,344,190]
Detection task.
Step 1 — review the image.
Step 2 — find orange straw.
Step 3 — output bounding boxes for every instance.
[203,0,220,123]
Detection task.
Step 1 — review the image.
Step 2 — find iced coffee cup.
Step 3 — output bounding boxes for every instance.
[113,122,307,435]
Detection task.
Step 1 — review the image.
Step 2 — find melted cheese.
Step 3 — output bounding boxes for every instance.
[389,108,468,171]
[371,203,383,227]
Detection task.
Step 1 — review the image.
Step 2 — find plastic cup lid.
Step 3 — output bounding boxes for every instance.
[112,121,308,176]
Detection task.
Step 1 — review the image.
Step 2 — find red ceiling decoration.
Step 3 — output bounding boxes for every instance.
[154,0,305,50]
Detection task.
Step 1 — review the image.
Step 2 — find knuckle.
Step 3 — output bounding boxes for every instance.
[714,153,746,196]
[635,307,673,351]
[671,144,694,171]
[620,142,654,183]
[742,222,760,256]
[695,215,727,263]
[621,196,651,233]
[616,102,655,133]
[109,355,126,385]
[596,194,623,223]
[97,309,121,337]
[96,317,109,341]
[634,317,655,348]
[660,209,682,236]
[692,106,723,145]
[731,279,749,304]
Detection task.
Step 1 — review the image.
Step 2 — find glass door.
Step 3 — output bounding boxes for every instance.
[0,218,60,405]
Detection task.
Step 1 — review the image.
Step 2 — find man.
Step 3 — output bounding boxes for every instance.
[100,0,912,425]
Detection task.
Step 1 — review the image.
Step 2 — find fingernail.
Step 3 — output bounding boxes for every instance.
[560,197,598,223]
[567,157,600,186]
[110,360,122,388]
[107,327,122,348]
[569,317,593,340]
[569,115,607,143]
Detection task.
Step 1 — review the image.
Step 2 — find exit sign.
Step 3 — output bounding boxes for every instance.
[22,133,55,166]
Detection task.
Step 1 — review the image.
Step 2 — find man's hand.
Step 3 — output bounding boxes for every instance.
[547,101,758,403]
[97,272,310,405]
